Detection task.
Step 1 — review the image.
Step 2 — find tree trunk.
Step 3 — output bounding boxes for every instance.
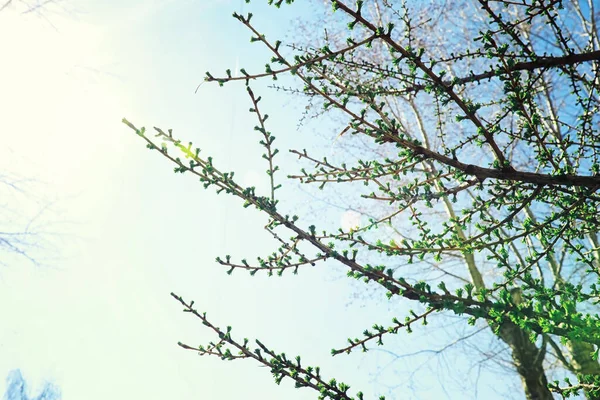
[444,202,554,399]
[567,340,600,400]
[499,321,554,400]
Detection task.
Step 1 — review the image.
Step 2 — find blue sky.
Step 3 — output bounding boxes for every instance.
[0,1,525,399]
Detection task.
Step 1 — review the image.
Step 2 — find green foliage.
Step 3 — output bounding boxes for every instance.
[124,0,600,398]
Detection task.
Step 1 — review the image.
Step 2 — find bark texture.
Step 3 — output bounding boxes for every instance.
[499,321,554,400]
[567,340,600,400]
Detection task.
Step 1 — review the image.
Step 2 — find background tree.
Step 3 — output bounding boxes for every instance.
[3,370,60,400]
[1,0,70,266]
[124,0,600,399]
[0,173,60,267]
[1,0,59,15]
